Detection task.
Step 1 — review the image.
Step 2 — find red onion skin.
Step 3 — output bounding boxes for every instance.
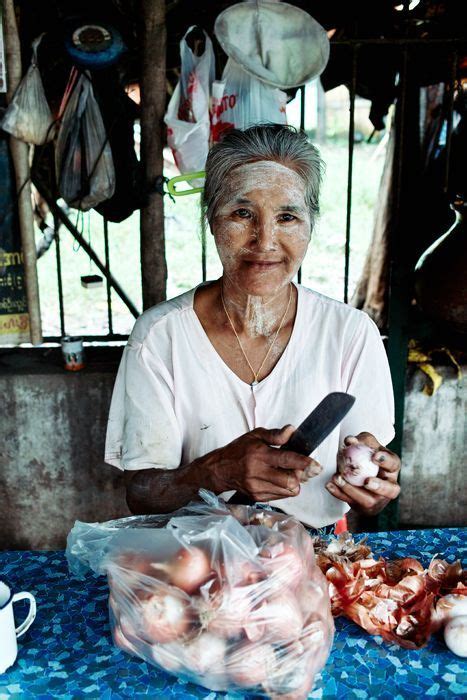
[339,444,379,487]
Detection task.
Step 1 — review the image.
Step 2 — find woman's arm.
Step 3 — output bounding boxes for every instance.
[124,449,221,514]
[125,426,321,514]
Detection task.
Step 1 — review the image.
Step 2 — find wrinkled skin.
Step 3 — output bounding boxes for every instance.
[211,425,322,502]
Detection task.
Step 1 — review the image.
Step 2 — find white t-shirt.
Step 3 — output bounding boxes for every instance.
[105,283,395,528]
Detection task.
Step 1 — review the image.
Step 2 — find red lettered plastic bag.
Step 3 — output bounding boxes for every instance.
[1,34,54,145]
[67,491,334,699]
[55,68,115,210]
[210,58,287,144]
[164,26,214,177]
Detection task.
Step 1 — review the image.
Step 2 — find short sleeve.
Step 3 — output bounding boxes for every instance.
[104,338,182,471]
[339,313,395,447]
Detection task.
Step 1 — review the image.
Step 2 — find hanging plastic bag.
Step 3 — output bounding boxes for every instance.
[67,491,334,698]
[55,68,115,211]
[164,26,215,179]
[210,58,287,144]
[1,34,54,145]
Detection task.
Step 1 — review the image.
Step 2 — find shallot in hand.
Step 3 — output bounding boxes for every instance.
[338,443,379,486]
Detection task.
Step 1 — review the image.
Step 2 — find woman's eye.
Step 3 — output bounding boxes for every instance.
[278,213,296,223]
[233,208,252,219]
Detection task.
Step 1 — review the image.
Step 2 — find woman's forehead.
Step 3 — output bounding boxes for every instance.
[221,160,306,199]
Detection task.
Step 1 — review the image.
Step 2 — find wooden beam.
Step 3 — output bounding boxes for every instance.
[3,0,42,344]
[140,0,167,309]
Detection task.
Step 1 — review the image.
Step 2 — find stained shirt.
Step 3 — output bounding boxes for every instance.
[105,283,395,528]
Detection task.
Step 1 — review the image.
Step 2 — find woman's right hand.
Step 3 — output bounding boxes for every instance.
[209,425,322,502]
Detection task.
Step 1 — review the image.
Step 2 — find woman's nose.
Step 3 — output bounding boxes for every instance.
[252,217,277,249]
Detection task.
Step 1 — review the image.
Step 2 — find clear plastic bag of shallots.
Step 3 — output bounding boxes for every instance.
[66,490,334,699]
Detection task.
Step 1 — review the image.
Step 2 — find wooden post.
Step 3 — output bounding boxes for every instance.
[4,0,42,343]
[140,0,167,309]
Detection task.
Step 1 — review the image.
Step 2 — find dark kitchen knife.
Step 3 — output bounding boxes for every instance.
[280,391,355,456]
[229,392,355,504]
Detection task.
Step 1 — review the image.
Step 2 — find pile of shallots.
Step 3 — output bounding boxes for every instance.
[314,532,466,655]
[105,503,334,699]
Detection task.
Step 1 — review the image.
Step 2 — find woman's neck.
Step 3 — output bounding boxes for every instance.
[219,278,293,338]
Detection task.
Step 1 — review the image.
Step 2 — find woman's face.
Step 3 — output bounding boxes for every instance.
[212,160,311,297]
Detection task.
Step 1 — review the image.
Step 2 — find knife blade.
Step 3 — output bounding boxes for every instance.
[280,391,355,456]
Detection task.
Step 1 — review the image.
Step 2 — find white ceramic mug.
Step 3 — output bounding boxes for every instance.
[0,581,36,673]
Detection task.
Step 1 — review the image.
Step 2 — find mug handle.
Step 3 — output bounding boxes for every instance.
[12,592,37,638]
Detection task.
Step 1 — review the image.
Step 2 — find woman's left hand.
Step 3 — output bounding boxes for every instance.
[325,432,401,516]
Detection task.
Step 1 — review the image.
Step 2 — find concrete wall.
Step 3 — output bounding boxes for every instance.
[399,363,466,528]
[0,349,465,549]
[0,348,130,549]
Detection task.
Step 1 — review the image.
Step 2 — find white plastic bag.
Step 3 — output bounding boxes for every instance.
[67,491,334,698]
[210,58,287,144]
[55,68,115,211]
[1,34,54,145]
[164,26,215,177]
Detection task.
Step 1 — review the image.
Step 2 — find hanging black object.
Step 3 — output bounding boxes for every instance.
[93,70,143,223]
[81,274,103,288]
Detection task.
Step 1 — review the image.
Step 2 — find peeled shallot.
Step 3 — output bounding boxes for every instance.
[338,443,379,486]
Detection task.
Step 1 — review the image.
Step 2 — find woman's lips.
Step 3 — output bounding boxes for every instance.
[243,260,282,270]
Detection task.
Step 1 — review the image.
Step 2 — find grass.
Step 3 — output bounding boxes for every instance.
[35,138,386,338]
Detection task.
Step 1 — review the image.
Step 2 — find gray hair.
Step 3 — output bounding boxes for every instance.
[202,124,324,229]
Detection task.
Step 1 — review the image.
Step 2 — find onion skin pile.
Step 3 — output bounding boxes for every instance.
[314,532,467,652]
[106,506,334,699]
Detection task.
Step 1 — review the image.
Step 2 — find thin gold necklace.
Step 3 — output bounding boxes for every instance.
[221,283,293,387]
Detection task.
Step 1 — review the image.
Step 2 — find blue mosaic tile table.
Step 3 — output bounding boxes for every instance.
[0,528,466,700]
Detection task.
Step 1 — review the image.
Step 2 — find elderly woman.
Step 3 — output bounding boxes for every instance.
[105,124,400,532]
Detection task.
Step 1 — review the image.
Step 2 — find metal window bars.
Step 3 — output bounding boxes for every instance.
[36,34,464,345]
